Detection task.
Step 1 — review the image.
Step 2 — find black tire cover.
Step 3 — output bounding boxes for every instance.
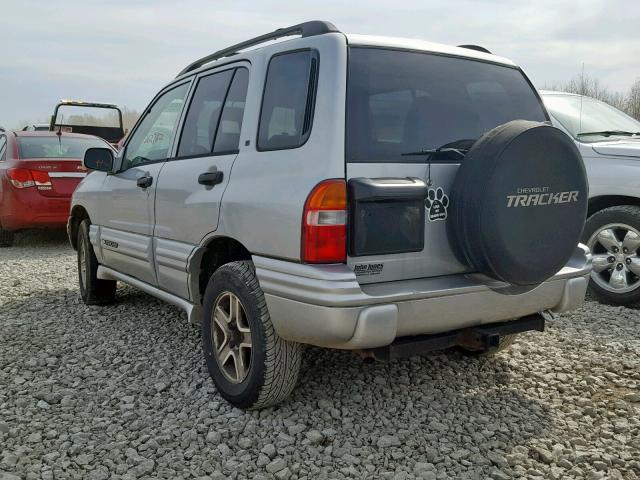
[449,120,588,286]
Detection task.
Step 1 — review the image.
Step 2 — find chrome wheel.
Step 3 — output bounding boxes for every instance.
[79,236,87,289]
[211,292,252,384]
[587,223,640,294]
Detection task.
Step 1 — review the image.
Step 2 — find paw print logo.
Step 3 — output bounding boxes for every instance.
[425,187,449,221]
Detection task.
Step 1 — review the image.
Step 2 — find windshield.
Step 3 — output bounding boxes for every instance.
[543,94,640,142]
[346,47,547,163]
[18,136,110,159]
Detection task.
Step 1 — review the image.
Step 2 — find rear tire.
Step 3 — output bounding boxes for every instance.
[77,219,116,305]
[201,261,302,409]
[0,228,14,247]
[460,334,519,356]
[583,205,640,306]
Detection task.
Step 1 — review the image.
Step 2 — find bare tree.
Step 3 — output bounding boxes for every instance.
[627,78,640,121]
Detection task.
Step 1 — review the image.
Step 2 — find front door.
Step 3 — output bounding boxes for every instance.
[98,82,191,285]
[153,66,250,297]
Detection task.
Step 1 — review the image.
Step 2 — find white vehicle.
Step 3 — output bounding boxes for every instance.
[67,22,591,409]
[542,91,640,305]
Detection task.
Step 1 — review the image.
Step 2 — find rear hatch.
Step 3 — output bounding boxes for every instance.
[345,46,549,284]
[16,134,109,197]
[19,159,86,197]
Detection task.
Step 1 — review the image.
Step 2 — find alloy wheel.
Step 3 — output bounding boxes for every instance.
[211,291,253,383]
[587,223,640,293]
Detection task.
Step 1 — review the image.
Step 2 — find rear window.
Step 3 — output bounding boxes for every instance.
[17,136,109,159]
[346,48,547,162]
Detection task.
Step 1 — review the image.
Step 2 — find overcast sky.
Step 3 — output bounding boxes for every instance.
[1,0,638,128]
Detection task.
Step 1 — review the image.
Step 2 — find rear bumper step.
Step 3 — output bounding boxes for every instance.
[370,313,546,360]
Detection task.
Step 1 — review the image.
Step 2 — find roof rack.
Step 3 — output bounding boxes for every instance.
[457,44,492,54]
[177,20,339,77]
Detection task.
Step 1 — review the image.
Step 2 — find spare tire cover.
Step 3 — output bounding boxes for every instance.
[449,120,588,286]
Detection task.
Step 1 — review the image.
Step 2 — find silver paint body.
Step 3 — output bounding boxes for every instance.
[71,34,591,349]
[540,91,640,203]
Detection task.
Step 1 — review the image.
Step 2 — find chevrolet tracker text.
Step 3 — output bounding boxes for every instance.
[507,191,579,207]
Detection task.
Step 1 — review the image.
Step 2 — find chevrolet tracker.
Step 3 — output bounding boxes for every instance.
[67,21,591,409]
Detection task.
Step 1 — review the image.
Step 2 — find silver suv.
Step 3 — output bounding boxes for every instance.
[68,21,592,409]
[542,91,640,306]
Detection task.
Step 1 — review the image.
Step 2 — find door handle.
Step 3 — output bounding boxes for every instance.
[198,171,224,186]
[137,175,153,188]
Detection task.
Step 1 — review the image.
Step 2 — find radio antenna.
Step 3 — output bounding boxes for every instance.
[579,62,585,135]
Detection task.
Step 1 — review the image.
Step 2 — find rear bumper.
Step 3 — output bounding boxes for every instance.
[254,245,591,349]
[1,190,70,230]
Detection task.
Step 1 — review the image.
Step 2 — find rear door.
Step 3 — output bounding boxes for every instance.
[96,82,191,285]
[345,47,548,284]
[153,65,249,298]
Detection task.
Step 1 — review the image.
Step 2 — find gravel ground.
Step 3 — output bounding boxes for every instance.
[1,231,639,480]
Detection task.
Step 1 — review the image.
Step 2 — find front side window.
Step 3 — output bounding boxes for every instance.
[543,94,640,142]
[258,50,318,150]
[17,136,109,159]
[346,48,547,162]
[123,83,189,170]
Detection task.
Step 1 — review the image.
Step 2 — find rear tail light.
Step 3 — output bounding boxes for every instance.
[7,168,52,190]
[302,179,347,263]
[7,168,34,188]
[30,170,52,190]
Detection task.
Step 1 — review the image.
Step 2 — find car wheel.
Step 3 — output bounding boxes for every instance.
[459,333,519,356]
[77,219,116,305]
[0,227,14,247]
[202,261,302,409]
[583,205,640,305]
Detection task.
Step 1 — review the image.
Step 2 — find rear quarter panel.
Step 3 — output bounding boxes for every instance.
[215,33,348,260]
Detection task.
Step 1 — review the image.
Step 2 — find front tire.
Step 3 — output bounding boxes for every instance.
[583,205,640,306]
[0,227,14,247]
[77,219,116,305]
[201,261,302,409]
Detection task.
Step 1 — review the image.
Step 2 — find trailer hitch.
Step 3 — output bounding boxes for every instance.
[368,313,546,361]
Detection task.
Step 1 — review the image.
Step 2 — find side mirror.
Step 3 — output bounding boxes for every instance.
[84,147,115,172]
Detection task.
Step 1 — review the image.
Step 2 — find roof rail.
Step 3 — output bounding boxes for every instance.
[177,20,339,77]
[457,44,492,54]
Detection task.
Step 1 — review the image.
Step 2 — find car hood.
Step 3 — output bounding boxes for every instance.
[591,140,640,158]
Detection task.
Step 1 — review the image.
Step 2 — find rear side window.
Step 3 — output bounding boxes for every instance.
[214,68,249,153]
[177,69,234,158]
[258,50,318,150]
[346,48,547,163]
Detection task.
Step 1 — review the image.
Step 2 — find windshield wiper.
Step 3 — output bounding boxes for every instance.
[401,139,474,159]
[577,130,640,138]
[402,147,468,158]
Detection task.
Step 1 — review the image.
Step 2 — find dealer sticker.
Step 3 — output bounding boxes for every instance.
[354,263,384,276]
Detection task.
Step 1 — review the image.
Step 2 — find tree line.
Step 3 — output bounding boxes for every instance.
[545,74,640,121]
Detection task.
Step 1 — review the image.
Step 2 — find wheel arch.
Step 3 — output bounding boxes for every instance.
[588,195,640,218]
[68,205,90,250]
[189,235,252,304]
